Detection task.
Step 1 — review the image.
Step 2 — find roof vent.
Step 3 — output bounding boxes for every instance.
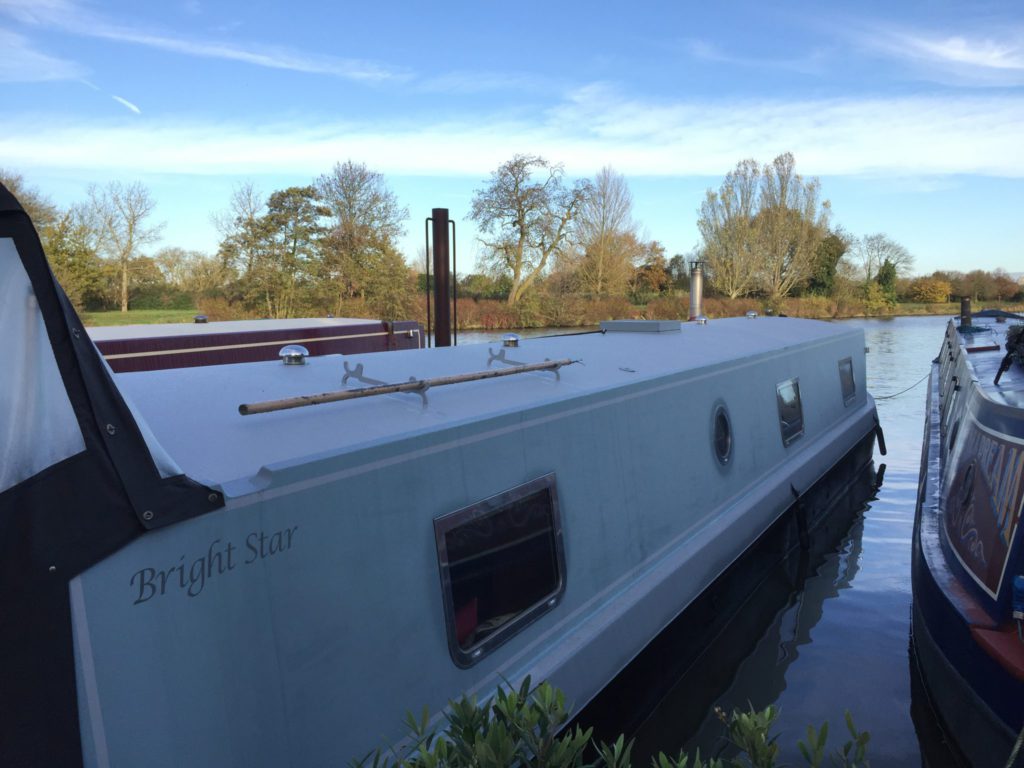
[598,319,679,331]
[279,345,309,365]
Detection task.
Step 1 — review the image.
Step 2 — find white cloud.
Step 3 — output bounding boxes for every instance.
[682,38,828,75]
[858,24,1024,85]
[111,95,141,114]
[0,0,407,83]
[0,28,86,82]
[2,89,1022,179]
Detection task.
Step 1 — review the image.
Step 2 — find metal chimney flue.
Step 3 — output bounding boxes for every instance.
[960,297,972,329]
[425,208,457,347]
[689,259,707,322]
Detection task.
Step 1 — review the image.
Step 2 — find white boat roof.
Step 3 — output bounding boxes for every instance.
[113,317,860,493]
[87,317,377,341]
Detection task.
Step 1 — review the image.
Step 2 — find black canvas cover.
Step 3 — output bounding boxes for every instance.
[0,183,222,766]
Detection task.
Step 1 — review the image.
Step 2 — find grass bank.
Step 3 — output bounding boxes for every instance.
[80,308,202,326]
[79,299,1024,328]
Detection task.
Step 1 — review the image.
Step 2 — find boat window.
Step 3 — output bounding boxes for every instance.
[0,238,85,494]
[838,358,856,405]
[434,474,565,668]
[712,403,732,465]
[776,378,804,446]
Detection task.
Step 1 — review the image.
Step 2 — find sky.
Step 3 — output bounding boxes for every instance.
[1,0,1022,276]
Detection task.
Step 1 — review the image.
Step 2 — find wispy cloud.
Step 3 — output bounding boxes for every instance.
[682,38,828,76]
[2,87,1022,179]
[856,23,1024,86]
[1,0,408,83]
[418,70,560,95]
[0,27,86,82]
[111,95,141,114]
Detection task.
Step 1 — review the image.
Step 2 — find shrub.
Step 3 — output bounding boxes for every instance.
[353,678,870,768]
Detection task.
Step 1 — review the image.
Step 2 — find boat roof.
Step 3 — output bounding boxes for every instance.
[112,317,860,494]
[86,317,378,341]
[954,317,1024,409]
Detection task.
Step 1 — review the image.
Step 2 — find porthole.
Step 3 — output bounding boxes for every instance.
[712,404,733,466]
[948,420,960,453]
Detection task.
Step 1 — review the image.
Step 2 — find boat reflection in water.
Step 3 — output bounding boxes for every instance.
[575,437,881,763]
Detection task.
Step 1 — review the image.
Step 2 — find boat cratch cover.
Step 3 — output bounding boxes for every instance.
[0,183,223,766]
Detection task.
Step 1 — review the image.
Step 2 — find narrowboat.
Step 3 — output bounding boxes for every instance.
[912,302,1024,767]
[1,183,880,766]
[89,317,423,373]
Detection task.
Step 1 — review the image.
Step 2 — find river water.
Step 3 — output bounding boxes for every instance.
[456,315,952,766]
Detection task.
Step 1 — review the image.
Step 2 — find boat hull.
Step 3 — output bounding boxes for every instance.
[912,335,1024,768]
[68,324,879,766]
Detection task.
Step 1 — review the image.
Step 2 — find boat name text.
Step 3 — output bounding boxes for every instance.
[129,526,298,605]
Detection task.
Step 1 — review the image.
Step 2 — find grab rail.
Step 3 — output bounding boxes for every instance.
[238,358,577,415]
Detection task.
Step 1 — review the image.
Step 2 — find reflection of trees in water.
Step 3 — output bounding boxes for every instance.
[621,460,874,763]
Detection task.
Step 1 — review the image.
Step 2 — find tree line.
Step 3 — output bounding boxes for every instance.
[2,156,1020,324]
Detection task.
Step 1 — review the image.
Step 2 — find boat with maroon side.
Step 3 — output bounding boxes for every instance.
[88,316,423,373]
[913,303,1024,767]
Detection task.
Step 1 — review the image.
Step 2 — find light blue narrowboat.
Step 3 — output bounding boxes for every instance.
[0,182,880,766]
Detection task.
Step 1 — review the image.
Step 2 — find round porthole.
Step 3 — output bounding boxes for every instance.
[712,404,732,466]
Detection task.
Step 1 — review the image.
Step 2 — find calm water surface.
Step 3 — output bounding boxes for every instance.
[458,316,952,765]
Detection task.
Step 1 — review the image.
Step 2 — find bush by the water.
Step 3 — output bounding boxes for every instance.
[353,678,870,768]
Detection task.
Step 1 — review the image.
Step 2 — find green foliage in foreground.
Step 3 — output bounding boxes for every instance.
[353,678,869,768]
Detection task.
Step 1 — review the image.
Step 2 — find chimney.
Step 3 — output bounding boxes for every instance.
[689,259,706,322]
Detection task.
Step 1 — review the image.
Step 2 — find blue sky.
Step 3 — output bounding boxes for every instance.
[1,0,1022,275]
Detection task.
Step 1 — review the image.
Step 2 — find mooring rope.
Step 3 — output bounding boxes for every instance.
[874,371,931,401]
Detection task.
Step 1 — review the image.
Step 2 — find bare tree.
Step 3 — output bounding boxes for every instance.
[756,153,830,303]
[216,181,266,281]
[853,234,915,283]
[696,159,762,299]
[470,154,590,305]
[89,181,163,312]
[315,160,408,313]
[574,167,637,297]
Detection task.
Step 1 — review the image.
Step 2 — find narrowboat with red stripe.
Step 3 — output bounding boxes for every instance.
[912,301,1024,767]
[88,316,423,373]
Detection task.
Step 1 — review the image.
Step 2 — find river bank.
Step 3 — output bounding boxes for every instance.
[80,296,1024,329]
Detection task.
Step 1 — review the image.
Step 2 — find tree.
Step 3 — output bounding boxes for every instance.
[0,169,58,235]
[697,159,762,299]
[255,186,328,318]
[216,181,265,285]
[574,167,637,297]
[629,241,670,302]
[470,154,590,305]
[876,259,898,299]
[992,269,1022,301]
[853,234,914,283]
[46,204,110,310]
[806,230,849,296]
[88,181,163,312]
[755,153,831,303]
[905,276,951,303]
[316,161,408,313]
[155,246,230,299]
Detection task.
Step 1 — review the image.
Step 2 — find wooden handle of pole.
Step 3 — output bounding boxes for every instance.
[238,358,577,416]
